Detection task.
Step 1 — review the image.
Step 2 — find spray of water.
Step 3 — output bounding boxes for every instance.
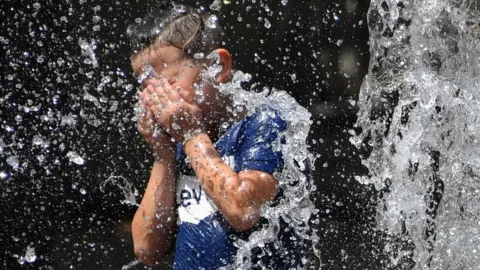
[352,0,480,268]
[100,175,139,207]
[199,50,320,269]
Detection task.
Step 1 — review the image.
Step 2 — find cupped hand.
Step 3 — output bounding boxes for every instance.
[137,95,176,157]
[140,79,205,144]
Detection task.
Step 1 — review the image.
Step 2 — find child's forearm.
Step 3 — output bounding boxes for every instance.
[132,154,176,265]
[184,133,277,231]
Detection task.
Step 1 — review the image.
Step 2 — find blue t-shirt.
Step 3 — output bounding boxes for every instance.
[173,104,290,270]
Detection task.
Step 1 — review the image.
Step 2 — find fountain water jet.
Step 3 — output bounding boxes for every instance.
[353,0,480,268]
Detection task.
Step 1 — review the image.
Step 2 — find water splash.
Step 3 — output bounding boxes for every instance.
[66,151,85,165]
[78,38,98,68]
[353,0,480,268]
[15,245,37,265]
[121,259,140,269]
[201,52,320,268]
[210,0,223,11]
[100,175,139,207]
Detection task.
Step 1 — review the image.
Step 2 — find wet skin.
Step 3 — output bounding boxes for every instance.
[130,44,279,265]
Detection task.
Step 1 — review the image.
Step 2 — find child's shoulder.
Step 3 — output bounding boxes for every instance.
[245,104,287,131]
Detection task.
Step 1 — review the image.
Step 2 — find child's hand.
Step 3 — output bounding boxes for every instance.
[141,79,205,144]
[137,96,176,157]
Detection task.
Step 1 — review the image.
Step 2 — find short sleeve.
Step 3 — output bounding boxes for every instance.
[234,105,287,174]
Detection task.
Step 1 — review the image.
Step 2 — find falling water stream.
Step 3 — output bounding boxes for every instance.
[353,0,480,268]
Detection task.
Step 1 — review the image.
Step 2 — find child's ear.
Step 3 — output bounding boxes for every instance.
[215,48,232,83]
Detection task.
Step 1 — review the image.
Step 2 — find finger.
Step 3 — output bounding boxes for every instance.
[144,85,168,108]
[148,92,171,123]
[144,105,154,120]
[177,87,195,103]
[145,85,158,97]
[145,78,165,88]
[138,108,153,128]
[147,78,174,100]
[137,120,152,136]
[163,85,182,104]
[140,86,155,107]
[152,85,181,107]
[139,91,149,107]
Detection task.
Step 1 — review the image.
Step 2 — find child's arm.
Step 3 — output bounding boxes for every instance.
[131,102,177,265]
[184,133,279,231]
[141,80,279,231]
[132,155,176,265]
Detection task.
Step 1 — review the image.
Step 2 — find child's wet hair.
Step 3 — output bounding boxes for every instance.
[126,1,224,58]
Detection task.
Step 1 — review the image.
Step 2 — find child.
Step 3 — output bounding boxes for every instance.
[128,3,304,269]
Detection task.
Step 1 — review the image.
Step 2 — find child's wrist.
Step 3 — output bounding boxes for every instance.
[151,140,177,160]
[153,149,176,163]
[182,128,206,146]
[183,132,210,153]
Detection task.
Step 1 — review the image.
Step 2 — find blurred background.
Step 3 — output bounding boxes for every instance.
[0,0,383,269]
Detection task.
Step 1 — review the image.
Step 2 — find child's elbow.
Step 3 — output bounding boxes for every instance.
[224,206,261,231]
[134,244,165,266]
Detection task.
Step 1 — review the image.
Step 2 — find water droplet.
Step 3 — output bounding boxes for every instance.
[52,95,59,105]
[15,115,23,123]
[264,18,271,29]
[66,151,85,165]
[210,0,222,11]
[6,156,19,170]
[36,155,45,163]
[205,15,218,29]
[173,4,187,13]
[56,57,65,66]
[32,135,44,146]
[24,245,36,263]
[108,101,118,112]
[92,15,101,23]
[281,0,288,6]
[336,39,343,46]
[137,65,155,84]
[78,38,98,67]
[5,125,14,132]
[334,149,342,156]
[194,53,205,59]
[0,171,8,180]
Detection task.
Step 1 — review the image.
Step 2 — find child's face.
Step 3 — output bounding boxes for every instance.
[131,45,218,114]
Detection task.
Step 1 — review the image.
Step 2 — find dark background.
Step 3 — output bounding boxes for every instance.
[0,0,385,269]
